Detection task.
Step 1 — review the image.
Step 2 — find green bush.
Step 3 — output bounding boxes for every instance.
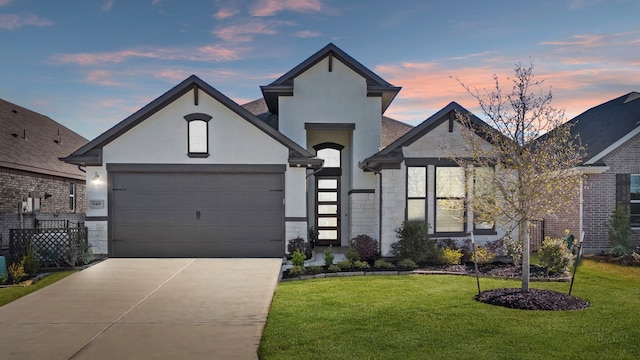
[288,265,306,276]
[345,247,360,263]
[441,247,463,265]
[22,242,40,276]
[397,259,418,270]
[336,260,353,270]
[327,264,341,272]
[608,203,630,254]
[472,246,496,264]
[373,259,396,269]
[291,250,307,267]
[350,234,380,263]
[351,260,370,269]
[391,221,439,263]
[323,246,334,266]
[539,237,574,274]
[307,265,324,274]
[287,237,312,259]
[502,234,522,265]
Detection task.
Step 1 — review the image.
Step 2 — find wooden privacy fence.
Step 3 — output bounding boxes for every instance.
[9,227,90,267]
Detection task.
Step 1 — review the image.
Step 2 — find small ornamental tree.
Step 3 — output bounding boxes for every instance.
[451,62,585,292]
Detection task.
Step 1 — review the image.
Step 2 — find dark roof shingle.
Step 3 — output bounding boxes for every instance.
[0,98,87,180]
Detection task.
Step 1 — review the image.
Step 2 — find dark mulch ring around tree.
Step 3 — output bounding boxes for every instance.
[475,288,590,311]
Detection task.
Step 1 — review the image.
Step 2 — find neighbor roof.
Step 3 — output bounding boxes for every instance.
[565,92,640,165]
[360,102,501,171]
[260,43,401,114]
[63,75,321,168]
[0,98,87,180]
[241,98,413,148]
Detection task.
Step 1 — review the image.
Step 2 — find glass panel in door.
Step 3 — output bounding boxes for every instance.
[316,176,340,246]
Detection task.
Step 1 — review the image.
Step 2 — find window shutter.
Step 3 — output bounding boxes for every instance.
[616,173,631,210]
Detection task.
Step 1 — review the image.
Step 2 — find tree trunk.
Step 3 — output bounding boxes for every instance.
[520,220,530,292]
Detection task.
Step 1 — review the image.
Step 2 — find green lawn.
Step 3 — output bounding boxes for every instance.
[259,260,640,360]
[0,271,76,307]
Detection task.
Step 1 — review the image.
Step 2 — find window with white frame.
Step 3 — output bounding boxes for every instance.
[407,167,427,222]
[435,167,466,233]
[184,113,212,157]
[631,174,640,227]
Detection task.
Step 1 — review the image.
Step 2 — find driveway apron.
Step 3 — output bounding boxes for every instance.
[0,258,282,360]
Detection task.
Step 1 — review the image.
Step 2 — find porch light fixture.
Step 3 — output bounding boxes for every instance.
[92,172,101,184]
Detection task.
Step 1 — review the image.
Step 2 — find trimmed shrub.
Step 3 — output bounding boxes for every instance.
[538,237,574,274]
[397,259,418,270]
[608,203,630,254]
[287,237,312,259]
[327,264,341,272]
[460,239,474,263]
[22,242,40,276]
[307,265,325,274]
[350,234,380,263]
[472,246,496,264]
[291,250,307,267]
[288,265,306,276]
[336,260,353,270]
[345,246,360,263]
[373,259,396,269]
[351,260,370,269]
[323,246,334,266]
[621,252,640,267]
[436,238,459,250]
[502,234,522,266]
[441,248,463,265]
[391,221,439,263]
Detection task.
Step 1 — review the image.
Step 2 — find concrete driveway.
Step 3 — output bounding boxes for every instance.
[0,258,282,360]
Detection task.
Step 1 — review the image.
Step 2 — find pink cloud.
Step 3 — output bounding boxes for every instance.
[250,0,322,16]
[0,13,53,29]
[52,44,245,65]
[212,19,294,42]
[294,30,321,38]
[213,7,238,19]
[85,70,124,86]
[101,0,114,12]
[377,54,638,125]
[0,0,12,7]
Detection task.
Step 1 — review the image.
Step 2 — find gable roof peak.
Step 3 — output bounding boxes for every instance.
[260,43,401,114]
[624,91,640,103]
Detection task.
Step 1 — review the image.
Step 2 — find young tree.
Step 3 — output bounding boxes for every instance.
[452,62,585,292]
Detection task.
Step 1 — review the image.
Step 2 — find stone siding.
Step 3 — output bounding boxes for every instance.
[86,220,108,255]
[348,192,376,240]
[380,165,406,256]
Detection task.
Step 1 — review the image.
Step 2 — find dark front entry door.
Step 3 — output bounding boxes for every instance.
[316,176,340,246]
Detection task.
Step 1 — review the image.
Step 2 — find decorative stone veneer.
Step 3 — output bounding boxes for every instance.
[348,192,377,241]
[86,220,108,255]
[380,164,406,256]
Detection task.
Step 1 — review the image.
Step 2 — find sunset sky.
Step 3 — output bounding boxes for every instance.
[1,0,639,140]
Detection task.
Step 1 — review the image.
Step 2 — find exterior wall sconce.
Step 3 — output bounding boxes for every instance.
[92,172,101,184]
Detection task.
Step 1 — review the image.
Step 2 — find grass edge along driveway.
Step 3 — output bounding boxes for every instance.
[0,271,76,307]
[259,260,640,360]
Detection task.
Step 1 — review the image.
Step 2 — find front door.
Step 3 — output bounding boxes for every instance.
[316,176,340,246]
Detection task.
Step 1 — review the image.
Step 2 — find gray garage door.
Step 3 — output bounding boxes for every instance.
[109,165,284,258]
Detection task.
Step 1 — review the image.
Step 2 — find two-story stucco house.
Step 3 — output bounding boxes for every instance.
[63,43,503,258]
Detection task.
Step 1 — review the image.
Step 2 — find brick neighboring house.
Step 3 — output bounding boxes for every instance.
[545,92,640,253]
[0,98,88,249]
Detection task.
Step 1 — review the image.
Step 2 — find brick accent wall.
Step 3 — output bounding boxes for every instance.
[348,192,376,240]
[544,180,581,241]
[0,167,86,247]
[580,134,640,253]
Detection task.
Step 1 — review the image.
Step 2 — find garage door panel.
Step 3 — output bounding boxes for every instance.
[111,170,284,258]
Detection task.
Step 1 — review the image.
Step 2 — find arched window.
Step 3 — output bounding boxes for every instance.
[313,142,344,172]
[184,113,212,158]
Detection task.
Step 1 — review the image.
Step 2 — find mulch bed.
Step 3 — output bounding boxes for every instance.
[475,288,590,311]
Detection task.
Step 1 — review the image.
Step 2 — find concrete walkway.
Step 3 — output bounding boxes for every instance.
[0,258,282,360]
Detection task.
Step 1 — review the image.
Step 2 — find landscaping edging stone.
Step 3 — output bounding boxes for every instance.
[280,269,571,282]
